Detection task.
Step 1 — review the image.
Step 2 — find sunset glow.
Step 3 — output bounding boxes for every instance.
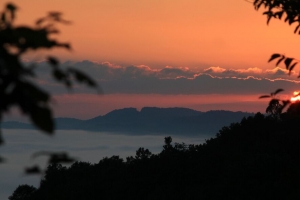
[6,0,300,117]
[12,0,300,70]
[291,91,300,102]
[4,1,300,200]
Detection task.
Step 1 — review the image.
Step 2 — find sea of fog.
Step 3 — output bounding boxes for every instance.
[0,129,212,199]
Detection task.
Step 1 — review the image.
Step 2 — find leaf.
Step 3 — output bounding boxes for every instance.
[288,17,295,25]
[1,13,5,22]
[284,58,293,69]
[6,3,17,12]
[274,89,284,95]
[263,11,273,24]
[63,43,71,49]
[25,165,42,174]
[35,17,45,25]
[289,62,298,75]
[6,3,17,21]
[21,82,50,102]
[47,56,59,66]
[48,12,63,20]
[275,11,284,19]
[267,15,272,24]
[276,56,285,66]
[30,106,54,134]
[48,29,60,34]
[259,95,271,99]
[294,24,300,34]
[268,54,281,62]
[52,69,67,81]
[68,68,97,87]
[57,43,71,50]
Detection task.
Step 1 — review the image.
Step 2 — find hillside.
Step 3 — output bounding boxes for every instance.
[10,112,300,200]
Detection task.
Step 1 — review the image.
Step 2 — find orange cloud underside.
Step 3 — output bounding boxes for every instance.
[291,91,300,102]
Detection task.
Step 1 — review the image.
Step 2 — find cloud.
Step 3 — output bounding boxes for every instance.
[157,66,195,79]
[100,74,300,95]
[203,66,226,73]
[203,66,294,79]
[25,60,300,96]
[265,67,293,76]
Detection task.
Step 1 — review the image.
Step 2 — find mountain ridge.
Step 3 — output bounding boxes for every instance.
[1,107,255,136]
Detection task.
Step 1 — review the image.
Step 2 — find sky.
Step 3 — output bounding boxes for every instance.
[2,2,300,197]
[5,0,300,119]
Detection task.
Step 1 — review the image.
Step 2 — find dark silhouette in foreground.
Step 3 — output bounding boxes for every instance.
[9,102,300,200]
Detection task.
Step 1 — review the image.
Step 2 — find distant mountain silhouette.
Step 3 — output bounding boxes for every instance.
[1,107,254,136]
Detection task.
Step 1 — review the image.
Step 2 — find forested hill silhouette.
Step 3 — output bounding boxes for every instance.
[1,107,253,135]
[10,111,300,200]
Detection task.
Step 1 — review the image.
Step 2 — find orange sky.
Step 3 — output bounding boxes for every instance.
[4,0,300,119]
[13,0,300,69]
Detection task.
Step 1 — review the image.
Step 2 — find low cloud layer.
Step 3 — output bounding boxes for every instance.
[27,60,300,95]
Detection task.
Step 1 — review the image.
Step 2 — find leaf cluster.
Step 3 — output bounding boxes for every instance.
[0,3,98,143]
[253,0,300,34]
[252,1,300,116]
[268,53,299,76]
[259,89,290,117]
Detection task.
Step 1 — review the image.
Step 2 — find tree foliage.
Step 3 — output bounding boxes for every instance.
[259,89,290,117]
[253,0,300,111]
[0,2,98,165]
[0,3,97,134]
[10,112,300,199]
[253,0,300,74]
[253,0,300,32]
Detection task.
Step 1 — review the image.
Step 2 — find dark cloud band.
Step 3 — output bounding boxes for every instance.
[26,60,300,95]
